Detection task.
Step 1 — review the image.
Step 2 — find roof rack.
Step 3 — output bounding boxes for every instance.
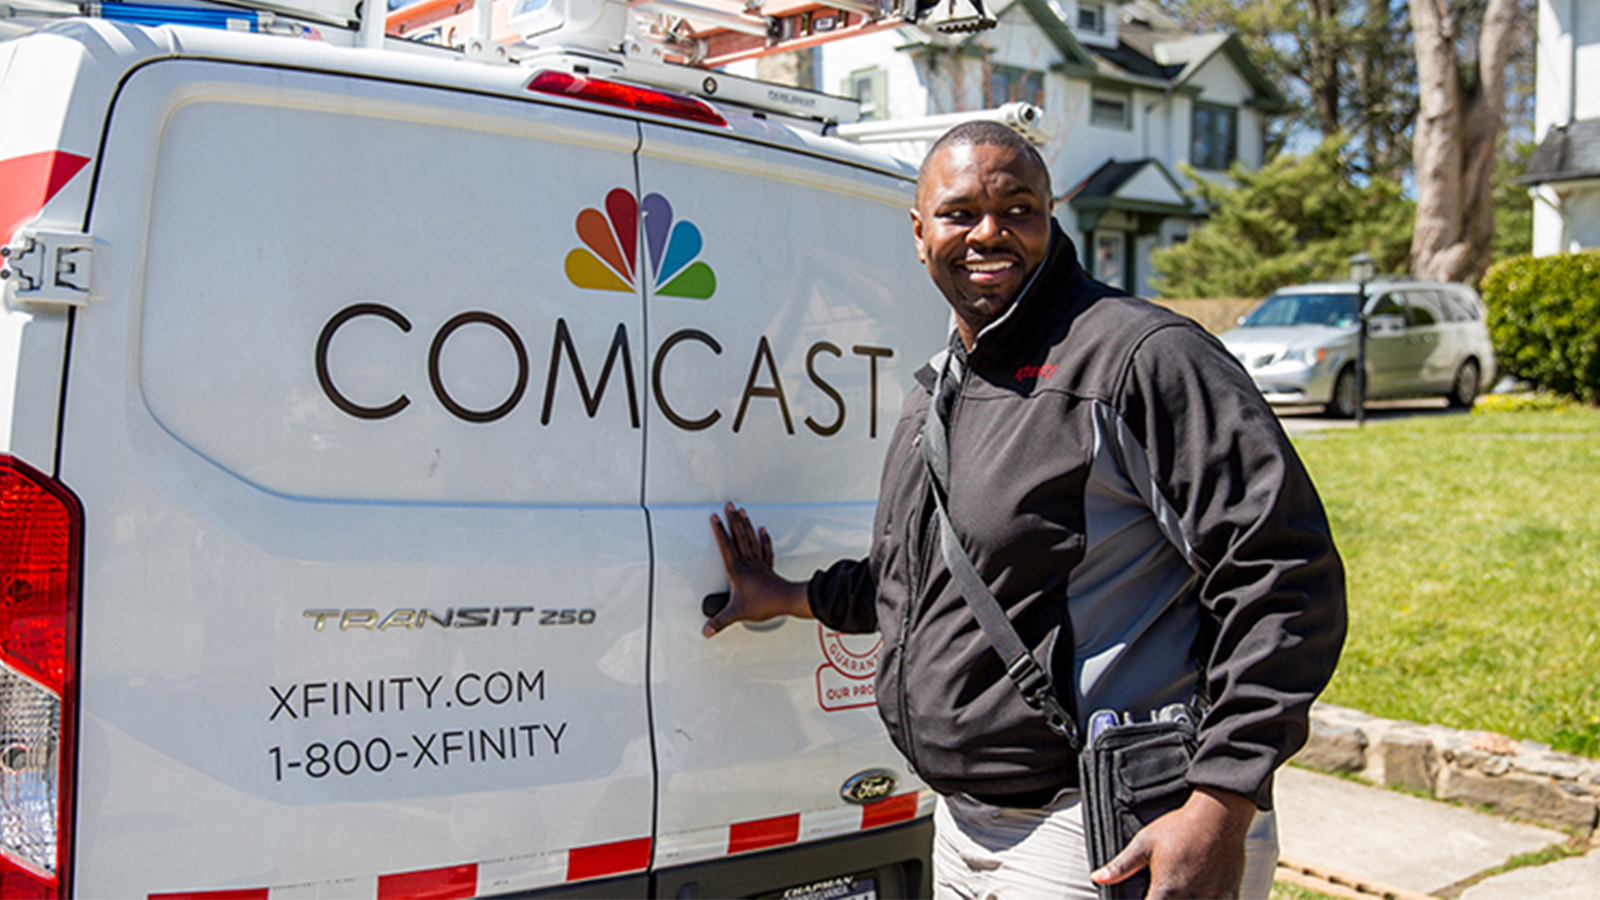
[386,0,994,69]
[0,0,999,129]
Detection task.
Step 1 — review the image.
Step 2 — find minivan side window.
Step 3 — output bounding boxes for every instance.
[1440,289,1481,322]
[1403,290,1443,327]
[1369,293,1404,317]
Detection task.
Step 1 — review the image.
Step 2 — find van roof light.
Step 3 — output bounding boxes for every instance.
[526,70,727,127]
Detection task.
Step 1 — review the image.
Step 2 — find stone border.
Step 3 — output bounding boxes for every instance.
[1295,703,1600,834]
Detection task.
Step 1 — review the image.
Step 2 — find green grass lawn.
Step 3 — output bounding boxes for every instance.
[1290,404,1600,757]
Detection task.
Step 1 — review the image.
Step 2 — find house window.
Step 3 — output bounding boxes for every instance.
[1090,87,1131,129]
[844,67,888,121]
[1191,103,1238,170]
[1093,232,1126,290]
[1077,3,1103,32]
[987,66,1044,108]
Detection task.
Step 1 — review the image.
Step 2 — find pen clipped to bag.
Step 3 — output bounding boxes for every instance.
[1079,703,1200,900]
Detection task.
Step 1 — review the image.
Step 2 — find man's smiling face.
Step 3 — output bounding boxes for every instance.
[910,141,1052,349]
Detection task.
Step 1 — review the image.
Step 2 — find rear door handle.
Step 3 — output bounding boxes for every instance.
[702,591,730,618]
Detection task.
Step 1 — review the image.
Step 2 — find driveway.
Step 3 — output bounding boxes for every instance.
[1276,397,1468,436]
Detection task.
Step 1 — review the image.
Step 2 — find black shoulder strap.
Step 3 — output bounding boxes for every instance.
[920,361,1081,752]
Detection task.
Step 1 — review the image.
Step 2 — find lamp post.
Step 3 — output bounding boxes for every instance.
[1348,252,1376,427]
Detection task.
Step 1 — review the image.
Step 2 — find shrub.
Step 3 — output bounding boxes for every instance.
[1472,392,1577,414]
[1480,252,1600,404]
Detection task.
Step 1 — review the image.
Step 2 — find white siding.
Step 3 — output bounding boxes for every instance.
[987,14,1062,70]
[1184,53,1253,107]
[1537,0,1575,135]
[1120,164,1183,206]
[1562,183,1600,250]
[1537,0,1600,131]
[816,29,931,121]
[1238,106,1264,169]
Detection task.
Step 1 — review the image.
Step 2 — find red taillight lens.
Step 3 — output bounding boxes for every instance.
[0,455,81,898]
[526,70,729,127]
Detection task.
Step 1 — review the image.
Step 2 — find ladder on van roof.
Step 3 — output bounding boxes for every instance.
[1,0,999,128]
[385,0,993,68]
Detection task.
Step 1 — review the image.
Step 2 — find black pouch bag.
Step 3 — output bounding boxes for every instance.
[1078,718,1199,900]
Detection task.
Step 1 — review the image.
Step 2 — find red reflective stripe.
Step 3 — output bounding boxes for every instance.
[566,836,651,882]
[0,151,90,246]
[860,792,919,829]
[728,812,801,854]
[148,883,272,890]
[375,863,477,900]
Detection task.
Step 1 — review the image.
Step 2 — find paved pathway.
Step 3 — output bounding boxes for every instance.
[1275,398,1463,436]
[1274,765,1592,898]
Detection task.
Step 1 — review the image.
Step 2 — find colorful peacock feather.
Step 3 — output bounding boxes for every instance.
[566,188,716,300]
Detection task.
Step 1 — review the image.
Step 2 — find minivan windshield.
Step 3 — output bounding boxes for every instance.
[1241,292,1361,328]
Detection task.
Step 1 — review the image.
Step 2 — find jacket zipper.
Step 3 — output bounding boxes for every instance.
[897,431,929,776]
[897,364,969,777]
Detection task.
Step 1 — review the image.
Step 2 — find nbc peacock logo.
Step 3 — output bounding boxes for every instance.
[565,188,716,300]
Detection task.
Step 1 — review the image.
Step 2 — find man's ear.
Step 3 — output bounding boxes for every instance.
[909,207,927,264]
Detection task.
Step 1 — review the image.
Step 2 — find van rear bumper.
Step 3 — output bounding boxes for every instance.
[490,817,934,899]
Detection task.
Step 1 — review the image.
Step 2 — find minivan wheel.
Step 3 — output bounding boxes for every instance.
[1449,360,1480,408]
[1326,366,1359,418]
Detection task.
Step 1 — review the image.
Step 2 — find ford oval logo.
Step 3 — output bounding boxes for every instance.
[840,768,898,805]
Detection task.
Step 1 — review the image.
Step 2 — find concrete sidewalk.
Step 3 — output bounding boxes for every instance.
[1273,765,1594,899]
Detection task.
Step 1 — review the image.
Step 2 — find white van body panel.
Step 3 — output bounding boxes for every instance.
[637,121,941,867]
[67,56,658,897]
[3,17,942,897]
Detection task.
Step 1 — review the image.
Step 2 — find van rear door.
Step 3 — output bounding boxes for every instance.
[638,122,944,894]
[61,58,655,897]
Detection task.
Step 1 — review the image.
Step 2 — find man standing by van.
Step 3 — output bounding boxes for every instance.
[703,122,1345,899]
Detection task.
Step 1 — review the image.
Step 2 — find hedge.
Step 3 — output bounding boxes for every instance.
[1480,252,1600,404]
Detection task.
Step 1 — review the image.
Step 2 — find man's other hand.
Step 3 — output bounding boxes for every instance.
[1090,785,1256,899]
[704,502,812,637]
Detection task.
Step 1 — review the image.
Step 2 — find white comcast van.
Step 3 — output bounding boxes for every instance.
[0,6,951,896]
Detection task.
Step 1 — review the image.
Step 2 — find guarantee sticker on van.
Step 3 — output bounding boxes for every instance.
[816,626,879,712]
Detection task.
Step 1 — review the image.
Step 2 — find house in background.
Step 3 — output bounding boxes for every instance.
[1526,0,1600,256]
[728,0,1282,296]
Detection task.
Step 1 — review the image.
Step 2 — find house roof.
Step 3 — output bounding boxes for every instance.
[1105,2,1286,111]
[1061,157,1194,232]
[899,0,1284,110]
[1522,119,1600,185]
[1064,158,1188,206]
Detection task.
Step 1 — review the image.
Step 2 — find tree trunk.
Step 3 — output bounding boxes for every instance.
[1409,0,1518,283]
[1307,0,1345,139]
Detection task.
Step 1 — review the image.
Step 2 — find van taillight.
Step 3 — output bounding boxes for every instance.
[0,455,81,898]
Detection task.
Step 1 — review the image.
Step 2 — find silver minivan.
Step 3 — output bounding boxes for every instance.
[1218,279,1498,417]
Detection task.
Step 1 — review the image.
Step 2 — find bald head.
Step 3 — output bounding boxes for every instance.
[918,121,1051,204]
[909,125,1054,349]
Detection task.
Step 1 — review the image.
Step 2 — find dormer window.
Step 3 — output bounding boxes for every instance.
[1078,3,1103,32]
[1090,86,1131,129]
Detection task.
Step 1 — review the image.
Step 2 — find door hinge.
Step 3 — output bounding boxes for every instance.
[1,228,101,308]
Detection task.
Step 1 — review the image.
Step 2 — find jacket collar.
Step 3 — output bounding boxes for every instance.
[964,221,1087,366]
[914,222,1088,391]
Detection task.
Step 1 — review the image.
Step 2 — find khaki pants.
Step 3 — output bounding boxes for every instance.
[933,790,1279,900]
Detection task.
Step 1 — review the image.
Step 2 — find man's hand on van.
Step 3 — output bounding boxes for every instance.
[705,502,813,637]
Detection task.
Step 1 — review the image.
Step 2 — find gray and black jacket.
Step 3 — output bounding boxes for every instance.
[809,226,1346,809]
